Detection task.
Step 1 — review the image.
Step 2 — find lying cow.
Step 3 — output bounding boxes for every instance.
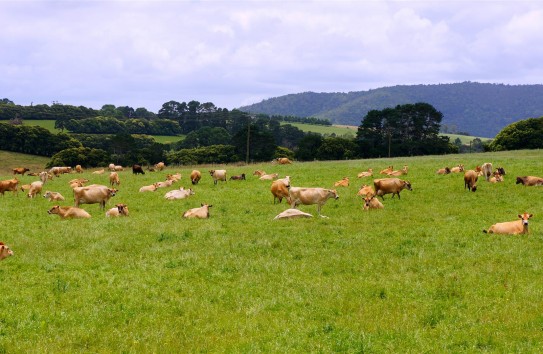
[387,165,408,176]
[357,184,375,198]
[230,174,246,180]
[73,185,117,209]
[450,164,464,173]
[357,168,373,178]
[436,167,451,175]
[48,205,91,219]
[164,188,195,200]
[288,187,339,217]
[464,170,478,192]
[190,170,202,185]
[273,208,313,220]
[516,176,543,186]
[379,166,393,175]
[363,195,384,210]
[259,173,278,181]
[374,178,412,200]
[209,170,227,185]
[334,177,349,187]
[92,169,105,175]
[43,191,65,201]
[483,213,533,235]
[0,242,13,261]
[253,170,266,177]
[139,183,159,192]
[105,204,130,217]
[183,203,212,219]
[275,157,293,165]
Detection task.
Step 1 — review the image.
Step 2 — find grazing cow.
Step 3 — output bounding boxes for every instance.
[190,170,202,185]
[132,164,145,175]
[436,167,451,175]
[209,170,227,185]
[259,173,278,181]
[105,203,130,217]
[0,178,19,196]
[0,242,13,261]
[108,163,116,172]
[387,165,408,176]
[253,170,266,177]
[164,188,195,200]
[334,177,349,187]
[109,172,120,187]
[139,183,159,192]
[379,166,393,175]
[43,191,65,201]
[363,195,384,210]
[183,203,212,219]
[73,185,117,209]
[275,157,293,165]
[114,165,124,171]
[357,168,373,178]
[374,178,412,200]
[271,179,291,204]
[27,181,43,198]
[515,176,543,186]
[39,171,49,184]
[273,208,313,220]
[464,170,478,192]
[92,169,105,175]
[230,173,246,180]
[75,165,83,173]
[154,162,165,171]
[48,205,91,219]
[450,164,465,173]
[483,213,533,235]
[288,187,339,217]
[357,184,375,198]
[13,167,30,176]
[481,162,493,181]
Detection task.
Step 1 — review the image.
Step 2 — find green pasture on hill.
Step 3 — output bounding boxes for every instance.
[1,150,543,351]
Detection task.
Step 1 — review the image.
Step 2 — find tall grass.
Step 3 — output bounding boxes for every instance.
[0,150,542,352]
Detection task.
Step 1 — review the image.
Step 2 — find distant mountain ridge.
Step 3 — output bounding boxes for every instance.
[238,82,543,137]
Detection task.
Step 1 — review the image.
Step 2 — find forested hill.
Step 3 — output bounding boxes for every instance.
[238,82,543,138]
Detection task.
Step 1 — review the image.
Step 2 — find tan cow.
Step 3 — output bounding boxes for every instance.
[109,172,120,187]
[167,173,182,182]
[357,168,373,178]
[108,163,116,171]
[483,213,533,235]
[43,191,65,201]
[489,173,503,183]
[48,205,91,219]
[387,165,408,176]
[436,167,451,175]
[190,170,202,185]
[154,162,165,171]
[20,184,31,193]
[28,181,43,198]
[209,170,227,185]
[363,195,384,210]
[379,166,393,175]
[164,188,195,200]
[12,167,30,175]
[271,179,290,204]
[114,165,124,171]
[259,173,279,181]
[92,169,105,175]
[515,176,543,186]
[73,185,117,209]
[288,187,339,217]
[450,164,464,173]
[105,204,130,217]
[39,171,50,184]
[334,177,349,187]
[0,178,19,196]
[253,170,266,177]
[275,157,292,165]
[273,208,313,220]
[464,170,478,192]
[139,183,159,192]
[481,162,493,182]
[0,242,14,261]
[49,166,71,177]
[183,204,212,219]
[75,164,83,173]
[357,184,375,198]
[156,180,174,188]
[374,178,412,200]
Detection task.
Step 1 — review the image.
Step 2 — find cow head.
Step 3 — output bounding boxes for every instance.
[116,204,129,216]
[516,176,525,185]
[108,188,118,196]
[329,189,339,200]
[0,242,13,260]
[518,213,533,226]
[404,180,413,191]
[47,205,60,215]
[209,170,215,176]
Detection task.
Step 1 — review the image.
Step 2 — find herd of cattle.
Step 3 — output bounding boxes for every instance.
[1,158,541,261]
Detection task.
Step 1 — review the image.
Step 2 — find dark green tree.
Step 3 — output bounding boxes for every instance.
[295,133,323,161]
[488,117,543,151]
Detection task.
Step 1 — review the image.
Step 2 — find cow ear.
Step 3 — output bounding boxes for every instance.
[209,205,213,207]
[201,203,204,206]
[529,214,534,218]
[518,214,522,219]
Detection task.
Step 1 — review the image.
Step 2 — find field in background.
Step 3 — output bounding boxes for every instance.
[443,133,492,144]
[0,149,542,352]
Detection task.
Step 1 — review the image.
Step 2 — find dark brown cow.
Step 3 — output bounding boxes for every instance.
[132,164,145,175]
[516,176,543,186]
[13,167,30,176]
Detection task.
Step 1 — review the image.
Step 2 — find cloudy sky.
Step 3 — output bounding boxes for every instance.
[2,0,542,113]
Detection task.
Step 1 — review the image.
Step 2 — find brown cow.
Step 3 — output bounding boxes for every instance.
[139,183,159,192]
[48,205,91,219]
[436,167,451,175]
[43,191,65,201]
[483,213,533,235]
[271,179,290,204]
[516,176,543,186]
[75,164,83,173]
[357,168,373,178]
[183,204,212,219]
[154,162,165,171]
[0,178,19,196]
[379,166,393,175]
[132,164,145,175]
[374,178,412,200]
[450,164,464,173]
[357,184,375,198]
[73,185,117,209]
[92,169,105,175]
[13,167,30,176]
[275,157,292,165]
[363,195,384,210]
[253,170,266,177]
[334,177,349,187]
[387,165,408,176]
[190,170,202,185]
[0,242,14,261]
[109,172,120,187]
[105,203,130,217]
[288,187,339,217]
[464,170,478,192]
[259,173,278,181]
[230,173,246,180]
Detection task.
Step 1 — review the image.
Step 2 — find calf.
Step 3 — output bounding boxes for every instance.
[48,205,91,219]
[13,167,30,175]
[105,204,130,217]
[253,170,266,177]
[387,165,408,176]
[43,191,65,201]
[209,169,227,185]
[334,177,349,187]
[0,242,13,261]
[374,178,412,200]
[288,187,339,217]
[483,213,533,235]
[516,176,543,186]
[109,172,120,187]
[273,208,313,220]
[28,181,43,198]
[183,203,212,219]
[481,162,493,181]
[464,170,478,192]
[363,195,384,210]
[489,173,503,183]
[357,168,373,178]
[190,170,202,185]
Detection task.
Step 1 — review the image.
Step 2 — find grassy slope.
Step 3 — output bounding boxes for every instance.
[0,150,542,352]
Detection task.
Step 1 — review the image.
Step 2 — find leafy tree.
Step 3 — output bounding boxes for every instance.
[166,145,238,165]
[488,117,543,151]
[295,133,323,161]
[231,124,276,162]
[274,146,295,160]
[47,147,109,168]
[177,127,231,149]
[316,137,357,160]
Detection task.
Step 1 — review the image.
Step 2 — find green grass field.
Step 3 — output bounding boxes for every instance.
[443,133,492,144]
[0,150,542,351]
[281,122,357,137]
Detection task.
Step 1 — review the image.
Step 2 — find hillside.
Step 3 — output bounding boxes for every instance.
[239,82,543,138]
